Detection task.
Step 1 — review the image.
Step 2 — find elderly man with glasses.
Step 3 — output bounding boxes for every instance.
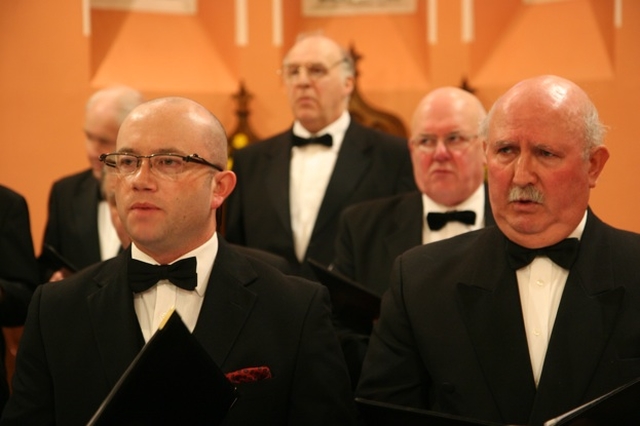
[224,33,416,280]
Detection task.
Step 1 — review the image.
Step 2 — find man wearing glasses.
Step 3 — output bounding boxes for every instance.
[224,34,416,280]
[332,86,494,297]
[2,97,356,425]
[330,87,494,389]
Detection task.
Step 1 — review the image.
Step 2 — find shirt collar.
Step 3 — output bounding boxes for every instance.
[292,111,350,153]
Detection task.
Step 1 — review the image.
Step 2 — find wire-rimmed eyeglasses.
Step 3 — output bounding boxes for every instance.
[99,152,224,177]
[410,133,477,153]
[279,58,347,82]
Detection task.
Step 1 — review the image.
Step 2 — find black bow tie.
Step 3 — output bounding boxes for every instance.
[128,257,198,293]
[506,238,580,270]
[427,210,476,231]
[292,133,333,148]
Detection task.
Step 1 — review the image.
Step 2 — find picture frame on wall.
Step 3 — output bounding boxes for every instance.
[302,0,416,17]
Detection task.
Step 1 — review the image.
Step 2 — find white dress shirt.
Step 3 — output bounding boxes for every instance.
[132,233,218,342]
[421,184,485,244]
[516,211,587,386]
[97,200,121,260]
[289,111,350,262]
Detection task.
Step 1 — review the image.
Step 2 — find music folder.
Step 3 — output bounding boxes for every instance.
[308,258,381,334]
[357,375,640,426]
[355,398,504,426]
[88,309,238,426]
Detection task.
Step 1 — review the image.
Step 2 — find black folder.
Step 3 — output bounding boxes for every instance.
[544,375,640,425]
[88,309,238,426]
[357,375,640,426]
[39,243,78,273]
[308,258,381,334]
[355,398,503,426]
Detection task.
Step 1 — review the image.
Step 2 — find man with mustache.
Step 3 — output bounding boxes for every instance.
[224,33,415,279]
[356,75,640,425]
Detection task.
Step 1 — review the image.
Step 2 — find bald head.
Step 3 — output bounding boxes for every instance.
[84,85,145,179]
[482,75,606,155]
[412,87,487,135]
[119,97,229,170]
[409,87,487,206]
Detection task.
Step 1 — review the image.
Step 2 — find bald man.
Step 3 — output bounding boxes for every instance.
[332,86,494,297]
[357,75,640,425]
[4,97,356,425]
[41,85,145,280]
[224,34,415,280]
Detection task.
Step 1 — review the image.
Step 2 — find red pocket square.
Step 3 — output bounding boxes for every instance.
[225,366,272,384]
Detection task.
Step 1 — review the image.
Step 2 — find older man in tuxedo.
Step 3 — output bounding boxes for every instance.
[3,97,356,425]
[41,85,144,280]
[332,87,494,297]
[224,34,415,279]
[357,75,640,425]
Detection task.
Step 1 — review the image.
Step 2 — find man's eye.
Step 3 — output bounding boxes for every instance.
[308,66,324,76]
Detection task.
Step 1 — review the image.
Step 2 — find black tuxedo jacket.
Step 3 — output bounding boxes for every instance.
[332,187,495,296]
[357,210,640,426]
[224,120,416,279]
[0,185,39,411]
[41,169,102,274]
[2,239,357,425]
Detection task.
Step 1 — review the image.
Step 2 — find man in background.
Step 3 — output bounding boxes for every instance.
[357,75,639,425]
[332,86,494,297]
[224,33,415,279]
[41,85,144,280]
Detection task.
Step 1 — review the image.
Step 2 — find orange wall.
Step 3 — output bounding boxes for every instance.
[1,0,639,253]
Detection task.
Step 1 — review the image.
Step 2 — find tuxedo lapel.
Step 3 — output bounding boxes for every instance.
[313,122,371,239]
[383,193,423,262]
[265,132,294,237]
[530,212,625,422]
[192,240,258,367]
[87,251,144,387]
[456,229,536,422]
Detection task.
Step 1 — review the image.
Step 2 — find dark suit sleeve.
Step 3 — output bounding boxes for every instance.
[0,190,39,326]
[288,285,358,425]
[355,255,430,409]
[1,286,55,425]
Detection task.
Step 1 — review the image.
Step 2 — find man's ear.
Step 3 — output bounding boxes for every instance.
[587,145,610,188]
[211,170,237,209]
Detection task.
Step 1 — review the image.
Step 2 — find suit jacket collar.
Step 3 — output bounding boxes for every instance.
[456,210,625,423]
[87,240,260,387]
[87,249,144,387]
[263,121,383,258]
[384,192,423,260]
[314,121,376,239]
[192,238,258,367]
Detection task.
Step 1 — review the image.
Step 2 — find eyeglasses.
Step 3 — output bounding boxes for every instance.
[410,133,477,153]
[99,152,224,177]
[279,58,346,82]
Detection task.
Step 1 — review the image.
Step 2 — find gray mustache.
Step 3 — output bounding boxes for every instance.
[508,185,544,203]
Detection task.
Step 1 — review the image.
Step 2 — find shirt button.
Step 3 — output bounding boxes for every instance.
[534,328,541,336]
[536,279,545,287]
